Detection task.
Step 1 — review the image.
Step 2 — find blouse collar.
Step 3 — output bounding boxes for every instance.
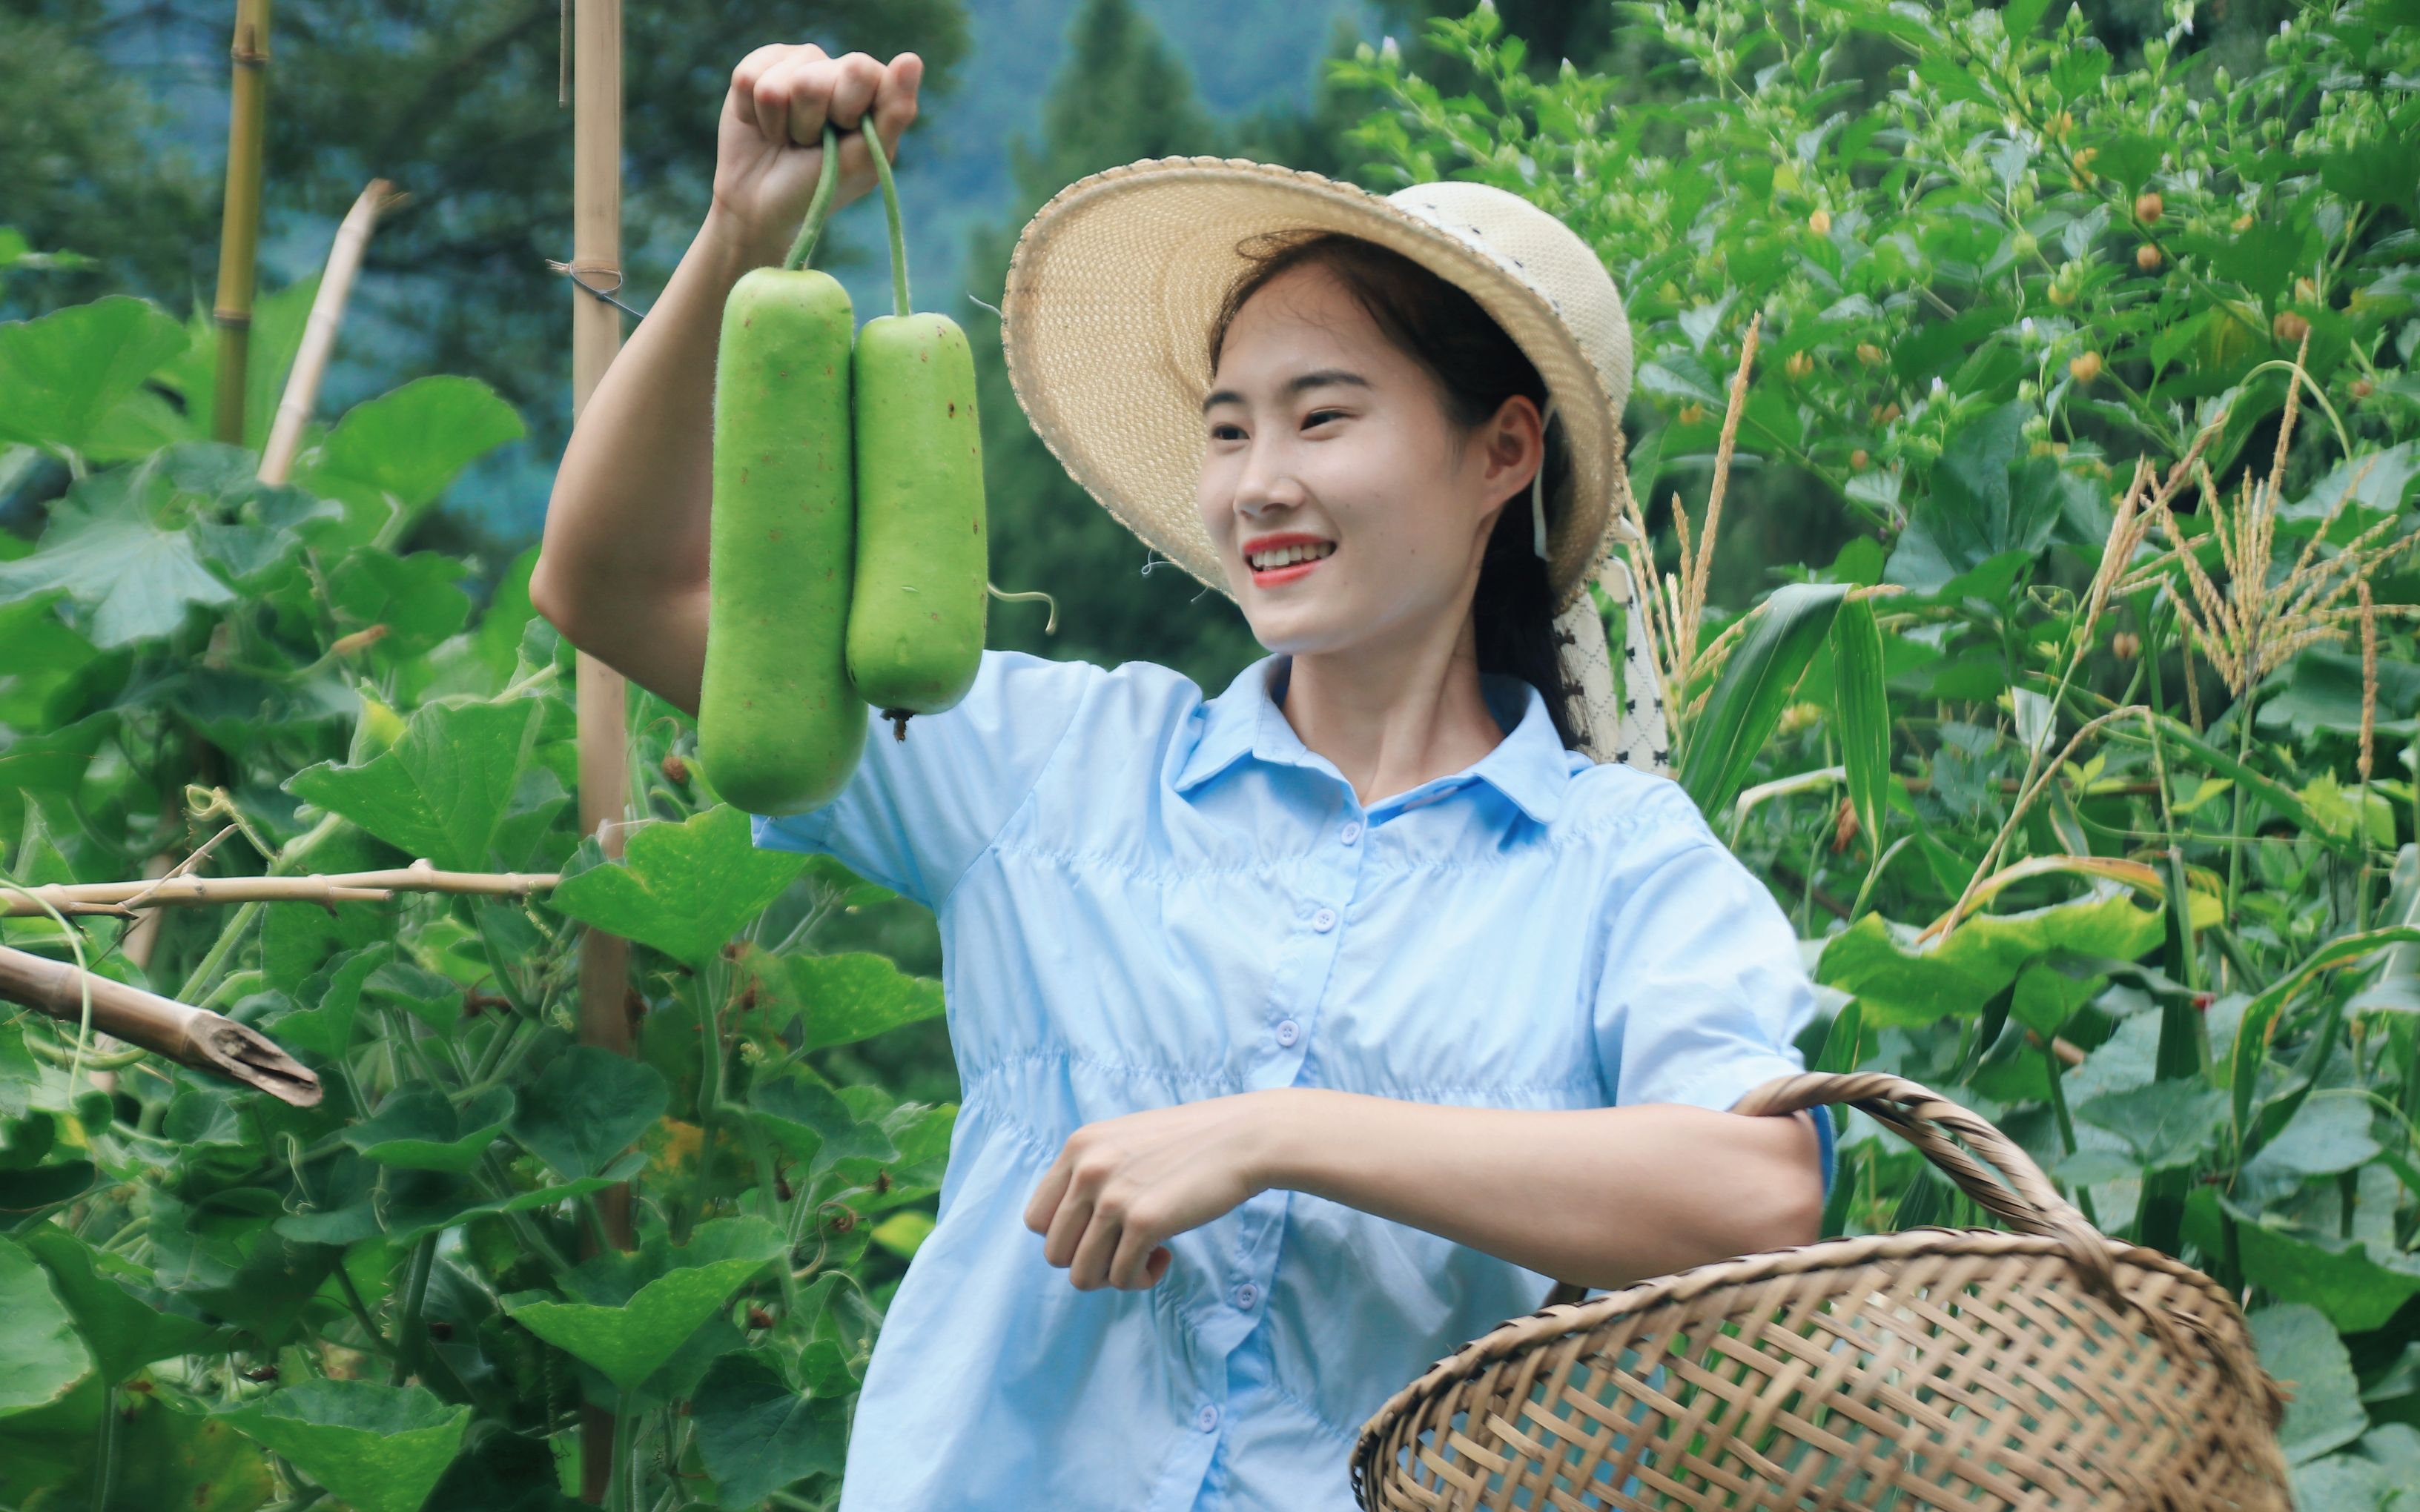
[1172,652,1573,826]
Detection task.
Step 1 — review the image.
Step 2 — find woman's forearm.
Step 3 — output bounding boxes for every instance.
[1251,1090,1824,1292]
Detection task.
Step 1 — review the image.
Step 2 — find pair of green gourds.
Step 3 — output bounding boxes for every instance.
[699,118,987,817]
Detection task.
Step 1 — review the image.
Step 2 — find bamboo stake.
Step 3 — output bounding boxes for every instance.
[1,862,559,918]
[211,0,274,447]
[569,1,633,1499]
[0,944,320,1106]
[259,179,409,485]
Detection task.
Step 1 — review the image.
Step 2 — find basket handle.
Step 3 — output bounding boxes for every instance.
[1543,1070,2119,1308]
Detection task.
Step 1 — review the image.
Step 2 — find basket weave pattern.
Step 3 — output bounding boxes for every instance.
[1351,1072,2295,1511]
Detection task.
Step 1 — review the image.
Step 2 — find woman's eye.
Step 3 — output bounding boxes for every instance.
[1209,422,1244,441]
[1304,409,1345,428]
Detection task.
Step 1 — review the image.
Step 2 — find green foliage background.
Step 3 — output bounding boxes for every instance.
[3,1,2420,1508]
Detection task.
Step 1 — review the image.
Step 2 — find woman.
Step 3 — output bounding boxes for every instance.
[534,43,1836,1511]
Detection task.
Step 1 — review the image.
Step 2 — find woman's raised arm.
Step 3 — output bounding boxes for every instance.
[529,45,922,715]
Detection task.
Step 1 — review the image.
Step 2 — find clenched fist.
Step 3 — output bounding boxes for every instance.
[709,44,922,264]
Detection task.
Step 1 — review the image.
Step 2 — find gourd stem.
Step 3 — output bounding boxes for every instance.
[864,113,911,319]
[781,122,844,273]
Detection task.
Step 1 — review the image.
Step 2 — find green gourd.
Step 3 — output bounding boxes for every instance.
[845,115,987,737]
[698,125,864,815]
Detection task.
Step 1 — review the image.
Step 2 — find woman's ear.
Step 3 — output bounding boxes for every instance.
[1477,395,1548,510]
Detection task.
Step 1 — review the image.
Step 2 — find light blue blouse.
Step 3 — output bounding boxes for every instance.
[753,648,1836,1511]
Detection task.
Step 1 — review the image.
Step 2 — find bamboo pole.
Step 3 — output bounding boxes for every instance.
[569,1,632,1499]
[0,945,320,1105]
[259,179,409,485]
[211,0,274,448]
[1,862,559,918]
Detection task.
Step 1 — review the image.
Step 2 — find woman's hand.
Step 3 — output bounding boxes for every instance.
[709,43,922,264]
[1024,1094,1283,1292]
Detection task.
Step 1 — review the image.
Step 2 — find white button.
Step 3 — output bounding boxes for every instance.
[1275,1019,1300,1047]
[1197,1403,1220,1433]
[1235,1282,1260,1309]
[1340,820,1363,845]
[1312,908,1338,932]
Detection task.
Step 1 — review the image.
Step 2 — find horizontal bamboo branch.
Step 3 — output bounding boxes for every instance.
[0,944,320,1105]
[2,861,560,918]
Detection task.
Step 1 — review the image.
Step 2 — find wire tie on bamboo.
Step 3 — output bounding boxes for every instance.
[546,257,647,322]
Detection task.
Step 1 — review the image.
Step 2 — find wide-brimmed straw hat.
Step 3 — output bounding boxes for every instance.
[998,156,1672,774]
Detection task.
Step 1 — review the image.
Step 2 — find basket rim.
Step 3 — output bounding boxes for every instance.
[1350,1221,2251,1465]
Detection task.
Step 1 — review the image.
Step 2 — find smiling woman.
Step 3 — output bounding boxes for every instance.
[721,156,1835,1512]
[1196,229,1578,751]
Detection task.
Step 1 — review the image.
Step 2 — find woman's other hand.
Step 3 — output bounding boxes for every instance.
[1024,1095,1280,1291]
[710,43,922,263]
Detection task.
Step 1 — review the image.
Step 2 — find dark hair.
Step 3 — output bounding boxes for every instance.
[1203,230,1580,750]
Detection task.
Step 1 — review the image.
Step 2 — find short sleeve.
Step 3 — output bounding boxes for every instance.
[748,648,1099,910]
[1593,824,1837,1203]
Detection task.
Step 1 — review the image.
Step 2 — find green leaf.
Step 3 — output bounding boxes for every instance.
[690,1353,849,1505]
[2256,651,2420,739]
[2232,1213,2420,1334]
[342,1084,515,1173]
[1680,583,1848,818]
[148,277,323,454]
[0,1236,93,1419]
[0,460,236,646]
[1828,595,1891,846]
[739,947,945,1052]
[546,806,809,966]
[1884,402,2060,593]
[218,1379,471,1512]
[2251,1303,2370,1464]
[1819,889,2169,1029]
[285,699,544,870]
[751,1073,901,1178]
[505,1218,784,1393]
[325,551,475,660]
[2243,1096,2383,1193]
[869,1209,935,1259]
[274,1163,624,1248]
[16,1227,225,1386]
[2230,929,2420,1140]
[294,377,526,546]
[0,296,188,454]
[508,1045,669,1181]
[2143,714,2363,860]
[2073,1080,2226,1171]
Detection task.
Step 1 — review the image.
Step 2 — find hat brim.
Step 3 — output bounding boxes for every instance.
[999,156,1625,615]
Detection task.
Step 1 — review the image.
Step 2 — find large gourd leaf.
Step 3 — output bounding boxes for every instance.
[690,1353,849,1505]
[547,806,808,966]
[294,377,526,547]
[734,946,944,1051]
[0,1237,92,1419]
[0,296,188,455]
[1817,888,2170,1028]
[505,1218,784,1393]
[285,698,544,870]
[218,1379,470,1512]
[507,1045,669,1181]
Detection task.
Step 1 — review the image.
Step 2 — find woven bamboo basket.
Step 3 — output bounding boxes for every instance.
[1351,1070,2295,1512]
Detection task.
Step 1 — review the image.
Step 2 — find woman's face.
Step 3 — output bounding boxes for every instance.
[1196,261,1537,659]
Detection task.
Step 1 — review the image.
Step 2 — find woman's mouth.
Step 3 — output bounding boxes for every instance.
[1246,540,1336,586]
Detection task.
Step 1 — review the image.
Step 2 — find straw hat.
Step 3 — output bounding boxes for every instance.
[999,156,1672,774]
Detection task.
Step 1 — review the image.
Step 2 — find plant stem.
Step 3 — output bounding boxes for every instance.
[2225,689,2260,932]
[332,1259,396,1359]
[90,1384,117,1512]
[391,1233,436,1386]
